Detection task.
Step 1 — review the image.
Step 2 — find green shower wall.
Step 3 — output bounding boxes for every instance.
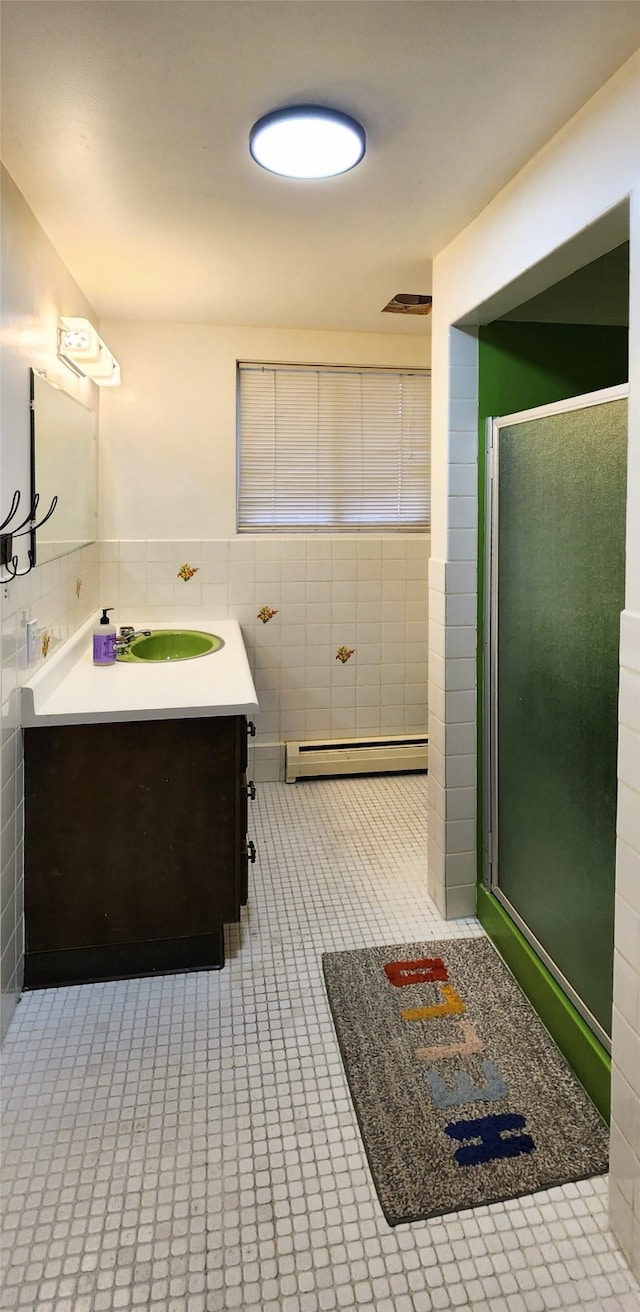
[476,321,628,1119]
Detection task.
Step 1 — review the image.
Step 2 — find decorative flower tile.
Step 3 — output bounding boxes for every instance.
[177,563,199,582]
[335,646,355,663]
[257,605,278,624]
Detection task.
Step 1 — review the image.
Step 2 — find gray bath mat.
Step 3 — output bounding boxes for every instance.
[322,937,609,1225]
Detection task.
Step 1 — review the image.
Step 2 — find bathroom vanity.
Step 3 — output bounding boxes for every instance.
[21,615,259,987]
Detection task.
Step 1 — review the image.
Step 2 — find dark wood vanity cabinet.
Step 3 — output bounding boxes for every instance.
[23,715,256,988]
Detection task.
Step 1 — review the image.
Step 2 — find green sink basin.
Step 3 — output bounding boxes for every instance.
[117,629,225,663]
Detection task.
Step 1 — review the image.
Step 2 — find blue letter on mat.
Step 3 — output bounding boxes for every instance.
[428,1059,508,1109]
[445,1113,535,1166]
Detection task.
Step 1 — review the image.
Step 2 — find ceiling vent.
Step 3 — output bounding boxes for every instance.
[382,293,432,316]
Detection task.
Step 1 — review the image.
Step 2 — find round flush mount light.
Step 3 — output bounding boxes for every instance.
[249,105,366,179]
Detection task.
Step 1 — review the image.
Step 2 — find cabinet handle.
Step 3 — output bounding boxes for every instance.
[246,780,257,800]
[247,839,257,863]
[247,720,256,737]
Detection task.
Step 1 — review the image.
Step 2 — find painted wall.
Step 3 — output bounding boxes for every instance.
[502,243,629,326]
[428,50,640,1276]
[1,169,100,518]
[477,322,629,416]
[98,321,429,541]
[0,169,101,1038]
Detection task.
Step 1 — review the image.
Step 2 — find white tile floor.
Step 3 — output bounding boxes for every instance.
[1,775,639,1312]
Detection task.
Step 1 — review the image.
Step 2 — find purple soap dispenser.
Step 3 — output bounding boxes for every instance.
[93,608,117,665]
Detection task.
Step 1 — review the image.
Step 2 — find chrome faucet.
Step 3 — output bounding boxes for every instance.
[116,625,152,649]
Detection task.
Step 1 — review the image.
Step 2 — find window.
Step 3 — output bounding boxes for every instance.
[237,362,430,532]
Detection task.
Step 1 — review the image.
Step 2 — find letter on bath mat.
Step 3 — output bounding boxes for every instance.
[384,957,448,986]
[427,1059,508,1108]
[415,1018,484,1062]
[401,983,466,1022]
[445,1113,535,1166]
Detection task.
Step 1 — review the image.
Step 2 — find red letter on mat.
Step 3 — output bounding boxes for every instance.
[384,957,448,987]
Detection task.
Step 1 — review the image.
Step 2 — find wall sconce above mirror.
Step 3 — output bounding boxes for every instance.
[57,316,121,386]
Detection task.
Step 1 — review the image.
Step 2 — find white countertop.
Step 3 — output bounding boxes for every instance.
[21,614,259,727]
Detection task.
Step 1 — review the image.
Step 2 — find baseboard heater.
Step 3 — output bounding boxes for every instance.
[285,734,428,783]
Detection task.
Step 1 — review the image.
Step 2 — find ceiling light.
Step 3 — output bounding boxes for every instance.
[249,105,365,179]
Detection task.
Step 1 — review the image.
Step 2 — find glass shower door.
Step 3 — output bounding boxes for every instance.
[486,388,627,1046]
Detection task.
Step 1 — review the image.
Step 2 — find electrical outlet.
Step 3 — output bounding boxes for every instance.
[26,618,39,664]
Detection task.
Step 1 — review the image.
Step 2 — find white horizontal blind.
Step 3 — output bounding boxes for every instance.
[237,362,431,532]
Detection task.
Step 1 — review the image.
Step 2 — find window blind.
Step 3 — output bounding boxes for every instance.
[237,362,431,532]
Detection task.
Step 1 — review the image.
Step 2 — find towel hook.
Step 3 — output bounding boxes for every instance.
[0,489,59,582]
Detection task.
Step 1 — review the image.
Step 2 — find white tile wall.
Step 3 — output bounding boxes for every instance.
[610,609,640,1278]
[101,536,430,782]
[427,330,479,921]
[0,544,100,1040]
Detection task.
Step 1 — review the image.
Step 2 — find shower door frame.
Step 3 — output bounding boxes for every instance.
[483,383,629,1055]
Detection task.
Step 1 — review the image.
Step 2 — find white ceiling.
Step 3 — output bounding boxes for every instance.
[2,1,639,336]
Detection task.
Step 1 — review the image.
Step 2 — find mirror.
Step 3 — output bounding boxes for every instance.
[30,370,97,563]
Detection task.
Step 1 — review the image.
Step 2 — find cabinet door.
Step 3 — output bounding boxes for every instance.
[24,716,242,954]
